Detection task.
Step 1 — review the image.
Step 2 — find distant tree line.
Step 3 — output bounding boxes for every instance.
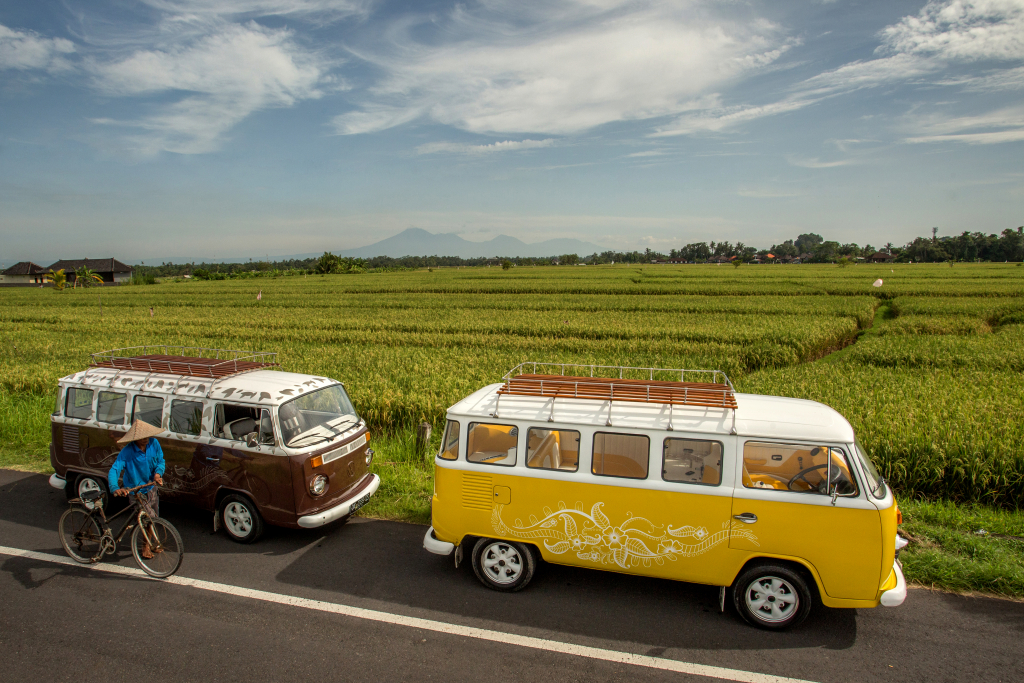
[131,225,1023,278]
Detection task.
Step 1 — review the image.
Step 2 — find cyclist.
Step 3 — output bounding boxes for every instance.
[109,419,166,558]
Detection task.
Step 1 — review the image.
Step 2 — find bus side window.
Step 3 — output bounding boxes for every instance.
[66,388,94,420]
[663,438,722,485]
[592,432,649,479]
[466,423,518,466]
[132,395,165,429]
[97,391,127,425]
[527,428,580,472]
[438,420,460,460]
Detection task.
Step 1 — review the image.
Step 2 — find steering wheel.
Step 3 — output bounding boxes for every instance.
[787,464,839,492]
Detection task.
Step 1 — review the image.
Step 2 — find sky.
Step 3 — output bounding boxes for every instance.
[1,0,1022,262]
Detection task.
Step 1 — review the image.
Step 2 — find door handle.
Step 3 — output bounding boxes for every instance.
[734,513,758,524]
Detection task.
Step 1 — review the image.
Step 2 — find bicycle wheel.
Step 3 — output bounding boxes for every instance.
[131,517,184,578]
[58,507,103,563]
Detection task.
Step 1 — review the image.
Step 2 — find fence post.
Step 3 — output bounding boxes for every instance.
[416,421,433,459]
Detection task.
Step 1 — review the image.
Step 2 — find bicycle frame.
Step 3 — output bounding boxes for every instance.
[81,490,159,555]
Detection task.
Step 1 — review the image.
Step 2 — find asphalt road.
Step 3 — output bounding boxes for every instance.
[1,469,1022,683]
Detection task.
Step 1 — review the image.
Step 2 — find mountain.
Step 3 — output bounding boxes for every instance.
[339,228,607,259]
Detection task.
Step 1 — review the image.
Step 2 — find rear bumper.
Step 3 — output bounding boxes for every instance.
[423,526,455,556]
[880,561,907,607]
[49,473,67,490]
[297,474,380,529]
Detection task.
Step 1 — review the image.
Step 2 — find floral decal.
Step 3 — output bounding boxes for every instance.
[491,501,758,569]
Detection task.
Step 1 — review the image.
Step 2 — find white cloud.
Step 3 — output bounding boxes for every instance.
[880,0,1024,61]
[787,156,851,168]
[89,22,327,154]
[647,1,1024,139]
[904,105,1024,144]
[0,24,75,72]
[416,139,555,155]
[334,1,795,136]
[138,1,372,20]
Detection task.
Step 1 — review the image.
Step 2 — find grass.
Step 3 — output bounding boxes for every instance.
[899,499,1024,599]
[2,263,1023,597]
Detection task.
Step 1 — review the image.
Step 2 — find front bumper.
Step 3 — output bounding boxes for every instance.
[423,526,455,556]
[880,560,907,607]
[49,473,66,490]
[297,474,380,529]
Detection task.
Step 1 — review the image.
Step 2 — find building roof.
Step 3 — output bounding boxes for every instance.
[47,258,132,273]
[2,261,45,276]
[448,383,855,443]
[868,251,895,260]
[60,367,337,408]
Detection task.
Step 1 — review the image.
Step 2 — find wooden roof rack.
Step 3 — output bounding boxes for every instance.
[90,346,279,379]
[497,362,738,410]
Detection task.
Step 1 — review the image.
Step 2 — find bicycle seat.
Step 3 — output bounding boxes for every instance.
[80,490,103,502]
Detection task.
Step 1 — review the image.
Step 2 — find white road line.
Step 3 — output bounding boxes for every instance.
[0,545,815,683]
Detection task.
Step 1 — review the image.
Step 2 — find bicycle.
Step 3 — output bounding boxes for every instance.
[58,480,184,578]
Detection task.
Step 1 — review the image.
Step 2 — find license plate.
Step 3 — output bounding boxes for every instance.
[349,493,371,514]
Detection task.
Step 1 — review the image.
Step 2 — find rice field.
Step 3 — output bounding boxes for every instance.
[2,263,1023,511]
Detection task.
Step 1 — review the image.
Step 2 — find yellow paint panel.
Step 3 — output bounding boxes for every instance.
[730,496,881,600]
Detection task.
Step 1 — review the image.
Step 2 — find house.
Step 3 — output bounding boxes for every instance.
[46,258,133,284]
[0,262,46,284]
[867,251,895,263]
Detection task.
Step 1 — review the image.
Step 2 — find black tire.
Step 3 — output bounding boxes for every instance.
[132,517,184,578]
[732,563,813,630]
[471,538,536,592]
[58,507,103,563]
[71,474,108,511]
[219,494,264,544]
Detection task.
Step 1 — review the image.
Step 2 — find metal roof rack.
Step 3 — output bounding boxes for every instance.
[497,362,738,414]
[90,346,279,379]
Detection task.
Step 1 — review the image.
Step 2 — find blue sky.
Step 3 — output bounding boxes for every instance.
[1,0,1022,261]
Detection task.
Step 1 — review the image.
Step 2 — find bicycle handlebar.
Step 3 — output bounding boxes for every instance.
[114,481,158,496]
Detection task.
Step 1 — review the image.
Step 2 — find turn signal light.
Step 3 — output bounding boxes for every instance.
[310,455,324,469]
[365,432,371,443]
[896,505,903,525]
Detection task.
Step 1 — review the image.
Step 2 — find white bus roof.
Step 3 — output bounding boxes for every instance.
[448,383,855,444]
[60,367,337,408]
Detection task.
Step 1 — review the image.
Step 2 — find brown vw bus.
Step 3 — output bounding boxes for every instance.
[48,347,378,543]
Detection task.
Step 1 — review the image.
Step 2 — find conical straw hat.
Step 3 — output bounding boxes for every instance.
[117,419,163,445]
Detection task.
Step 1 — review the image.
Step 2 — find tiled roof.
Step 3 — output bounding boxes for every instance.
[46,258,132,273]
[2,261,45,276]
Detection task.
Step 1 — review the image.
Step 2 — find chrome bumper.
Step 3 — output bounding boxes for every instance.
[297,474,380,529]
[880,560,907,607]
[49,473,66,490]
[423,526,455,556]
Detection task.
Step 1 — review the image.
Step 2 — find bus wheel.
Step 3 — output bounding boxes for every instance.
[220,494,264,544]
[732,563,812,630]
[471,539,536,592]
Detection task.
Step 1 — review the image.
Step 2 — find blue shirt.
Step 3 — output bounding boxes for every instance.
[108,439,166,494]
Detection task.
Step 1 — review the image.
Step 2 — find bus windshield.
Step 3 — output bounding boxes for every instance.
[279,384,360,447]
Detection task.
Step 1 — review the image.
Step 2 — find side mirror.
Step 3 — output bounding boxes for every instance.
[245,432,260,449]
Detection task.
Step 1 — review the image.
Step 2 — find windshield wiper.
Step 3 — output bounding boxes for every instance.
[288,433,332,447]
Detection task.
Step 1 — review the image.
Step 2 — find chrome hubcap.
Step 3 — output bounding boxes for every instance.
[78,478,101,510]
[745,576,799,624]
[224,502,252,537]
[481,542,522,585]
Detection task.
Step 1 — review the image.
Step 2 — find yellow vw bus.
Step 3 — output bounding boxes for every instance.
[423,363,906,630]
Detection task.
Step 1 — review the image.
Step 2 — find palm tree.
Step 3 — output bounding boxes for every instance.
[44,269,67,291]
[73,266,104,289]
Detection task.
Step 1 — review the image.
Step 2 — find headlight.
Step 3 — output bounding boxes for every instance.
[365,448,375,466]
[309,474,328,496]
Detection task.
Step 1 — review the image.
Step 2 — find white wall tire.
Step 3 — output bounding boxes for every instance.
[220,494,264,544]
[732,563,812,630]
[471,539,536,592]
